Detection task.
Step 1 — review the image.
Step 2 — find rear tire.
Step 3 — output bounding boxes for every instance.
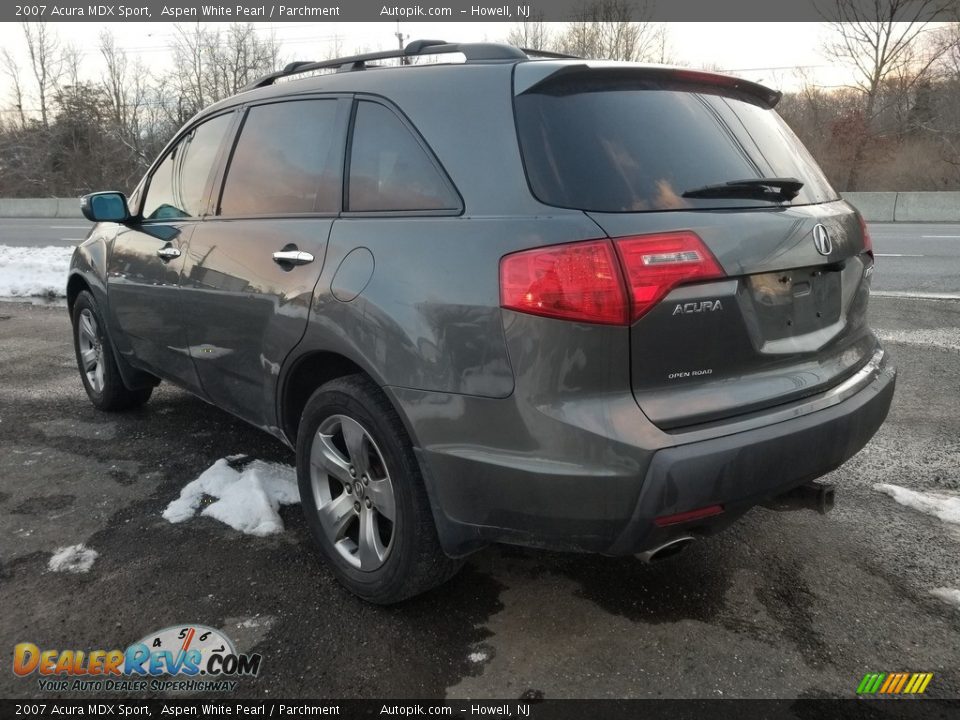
[72,290,153,411]
[296,375,462,604]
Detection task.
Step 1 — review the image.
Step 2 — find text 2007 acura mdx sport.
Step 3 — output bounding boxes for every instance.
[69,41,895,603]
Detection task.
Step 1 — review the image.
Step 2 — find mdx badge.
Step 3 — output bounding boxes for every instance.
[813,224,833,256]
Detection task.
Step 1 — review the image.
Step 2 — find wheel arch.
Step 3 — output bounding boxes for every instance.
[278,350,421,452]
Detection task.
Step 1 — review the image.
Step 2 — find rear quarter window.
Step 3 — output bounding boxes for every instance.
[347,101,459,213]
[514,77,838,212]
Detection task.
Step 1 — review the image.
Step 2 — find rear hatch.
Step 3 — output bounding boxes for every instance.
[514,62,877,430]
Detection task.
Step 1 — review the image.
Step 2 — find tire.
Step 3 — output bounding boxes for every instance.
[72,290,153,411]
[296,375,463,604]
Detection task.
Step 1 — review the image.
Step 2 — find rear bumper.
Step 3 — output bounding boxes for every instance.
[606,352,895,554]
[395,351,896,557]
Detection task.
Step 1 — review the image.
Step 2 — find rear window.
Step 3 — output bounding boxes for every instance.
[514,77,837,212]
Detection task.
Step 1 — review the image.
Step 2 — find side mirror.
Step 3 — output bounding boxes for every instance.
[80,192,131,223]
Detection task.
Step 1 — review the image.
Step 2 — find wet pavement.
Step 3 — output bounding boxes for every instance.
[1,297,958,699]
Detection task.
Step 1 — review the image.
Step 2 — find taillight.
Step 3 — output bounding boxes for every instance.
[499,232,725,325]
[499,240,629,325]
[859,214,874,255]
[613,231,725,322]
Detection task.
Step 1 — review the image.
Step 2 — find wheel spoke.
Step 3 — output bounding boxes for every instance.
[357,506,387,570]
[311,432,353,485]
[94,361,104,391]
[341,417,370,477]
[316,492,355,544]
[80,347,97,371]
[366,478,395,522]
[80,313,97,343]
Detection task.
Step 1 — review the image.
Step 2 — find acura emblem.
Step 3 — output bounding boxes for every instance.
[813,224,833,256]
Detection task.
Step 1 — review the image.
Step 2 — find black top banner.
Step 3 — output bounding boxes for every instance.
[3,0,959,23]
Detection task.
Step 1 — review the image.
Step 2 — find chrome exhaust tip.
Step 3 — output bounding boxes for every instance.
[636,535,695,564]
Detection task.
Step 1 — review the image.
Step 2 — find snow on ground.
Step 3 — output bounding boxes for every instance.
[48,544,99,573]
[874,483,960,526]
[163,457,299,536]
[0,246,72,298]
[931,588,960,608]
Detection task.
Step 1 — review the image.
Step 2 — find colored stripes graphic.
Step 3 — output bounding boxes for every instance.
[857,672,933,695]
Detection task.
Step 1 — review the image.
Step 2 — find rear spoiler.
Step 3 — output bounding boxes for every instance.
[514,61,782,108]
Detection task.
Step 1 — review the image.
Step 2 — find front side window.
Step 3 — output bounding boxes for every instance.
[142,113,233,220]
[347,101,458,212]
[219,99,342,216]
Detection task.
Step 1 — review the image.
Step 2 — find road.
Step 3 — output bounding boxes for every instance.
[2,218,958,296]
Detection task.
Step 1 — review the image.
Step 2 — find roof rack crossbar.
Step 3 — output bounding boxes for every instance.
[242,40,534,91]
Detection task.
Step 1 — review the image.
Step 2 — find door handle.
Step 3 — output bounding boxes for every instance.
[272,250,314,266]
[157,246,181,261]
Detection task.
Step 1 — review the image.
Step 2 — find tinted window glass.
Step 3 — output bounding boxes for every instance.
[220,100,341,216]
[348,101,458,212]
[142,113,232,220]
[514,78,838,212]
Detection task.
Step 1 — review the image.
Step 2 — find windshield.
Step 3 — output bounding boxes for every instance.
[514,76,838,212]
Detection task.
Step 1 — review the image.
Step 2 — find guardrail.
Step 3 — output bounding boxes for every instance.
[841,192,960,222]
[0,198,84,219]
[1,193,958,222]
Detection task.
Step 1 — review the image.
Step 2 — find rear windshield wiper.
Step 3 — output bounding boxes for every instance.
[681,177,804,201]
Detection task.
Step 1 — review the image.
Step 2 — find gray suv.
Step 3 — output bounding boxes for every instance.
[69,41,895,603]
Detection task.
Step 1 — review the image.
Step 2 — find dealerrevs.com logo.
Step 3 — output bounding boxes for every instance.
[13,624,262,693]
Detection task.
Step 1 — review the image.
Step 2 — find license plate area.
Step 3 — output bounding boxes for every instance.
[747,266,842,341]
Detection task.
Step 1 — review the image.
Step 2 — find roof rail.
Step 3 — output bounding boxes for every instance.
[242,40,537,92]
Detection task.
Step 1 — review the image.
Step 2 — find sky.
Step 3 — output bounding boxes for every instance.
[0,20,860,108]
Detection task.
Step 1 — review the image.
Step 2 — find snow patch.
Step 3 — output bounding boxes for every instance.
[874,484,960,526]
[0,246,72,298]
[931,588,960,608]
[49,544,98,573]
[468,651,489,663]
[163,458,299,536]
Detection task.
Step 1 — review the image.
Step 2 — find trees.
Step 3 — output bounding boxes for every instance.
[2,18,960,196]
[505,19,552,51]
[820,0,953,189]
[557,0,666,62]
[0,22,281,197]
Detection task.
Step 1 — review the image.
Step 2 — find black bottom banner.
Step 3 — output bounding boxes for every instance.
[3,699,960,720]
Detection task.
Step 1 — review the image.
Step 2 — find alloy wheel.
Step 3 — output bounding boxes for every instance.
[77,308,105,393]
[309,414,397,571]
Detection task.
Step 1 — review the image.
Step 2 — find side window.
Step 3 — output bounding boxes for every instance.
[142,113,233,220]
[347,101,458,212]
[219,100,341,216]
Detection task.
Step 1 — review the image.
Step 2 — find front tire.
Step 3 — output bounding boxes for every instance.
[296,375,462,604]
[71,290,153,411]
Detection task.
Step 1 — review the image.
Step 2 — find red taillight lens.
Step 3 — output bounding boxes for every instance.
[859,214,874,255]
[654,504,724,527]
[499,240,629,325]
[613,231,725,322]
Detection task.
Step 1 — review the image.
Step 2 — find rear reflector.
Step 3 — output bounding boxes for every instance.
[613,232,725,322]
[654,504,724,527]
[499,240,629,325]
